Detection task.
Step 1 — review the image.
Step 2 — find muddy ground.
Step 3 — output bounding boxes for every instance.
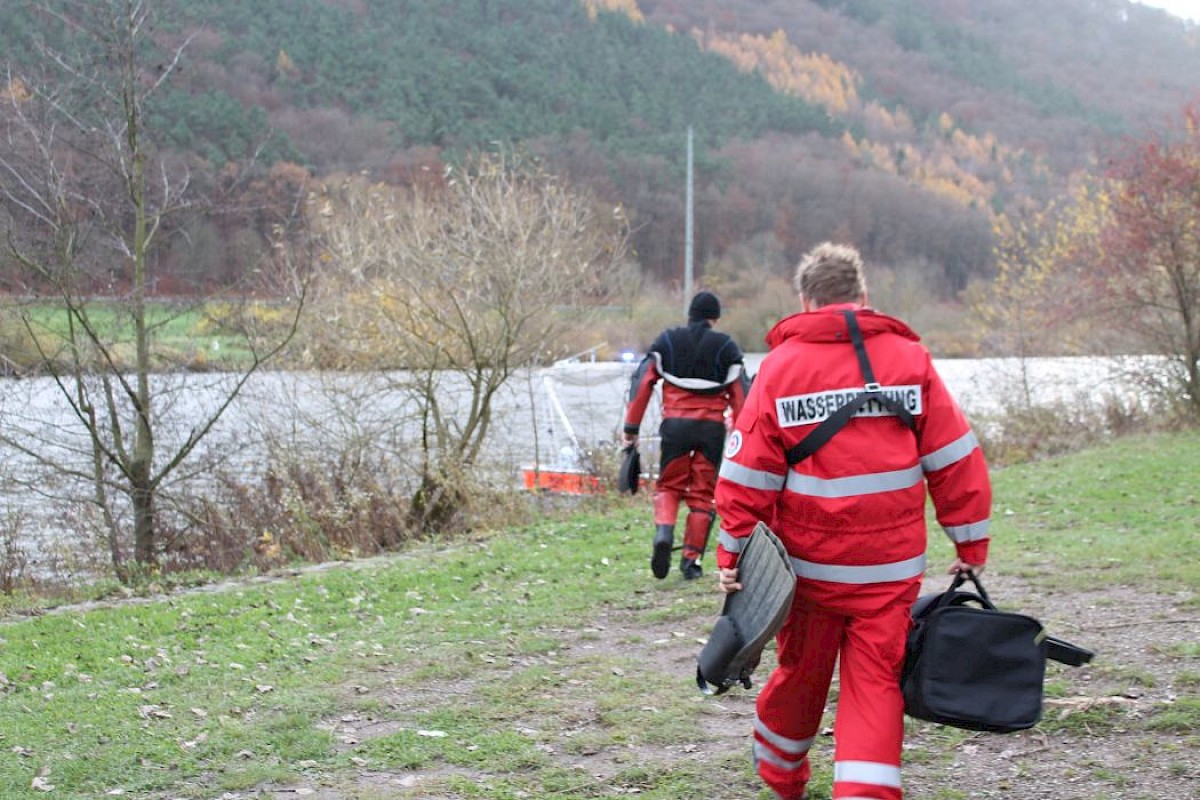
[247,569,1197,800]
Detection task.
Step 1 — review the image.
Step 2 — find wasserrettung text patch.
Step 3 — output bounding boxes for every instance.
[775,385,922,427]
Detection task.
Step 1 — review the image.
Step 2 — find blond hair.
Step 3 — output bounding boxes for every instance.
[793,242,867,307]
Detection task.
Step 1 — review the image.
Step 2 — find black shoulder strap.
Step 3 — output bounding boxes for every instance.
[785,310,916,466]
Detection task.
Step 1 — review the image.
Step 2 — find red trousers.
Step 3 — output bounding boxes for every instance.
[753,580,920,800]
[654,450,717,560]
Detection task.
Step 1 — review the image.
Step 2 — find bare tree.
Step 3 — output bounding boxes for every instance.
[0,1,308,578]
[979,101,1200,422]
[1089,104,1200,419]
[306,151,632,531]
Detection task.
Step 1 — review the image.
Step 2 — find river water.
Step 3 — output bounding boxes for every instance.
[0,354,1149,564]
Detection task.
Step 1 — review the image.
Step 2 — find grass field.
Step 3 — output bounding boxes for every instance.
[0,430,1196,798]
[0,299,266,371]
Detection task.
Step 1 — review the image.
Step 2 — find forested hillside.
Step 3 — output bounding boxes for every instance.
[2,0,1197,303]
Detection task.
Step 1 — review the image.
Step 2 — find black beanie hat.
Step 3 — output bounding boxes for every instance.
[688,291,721,321]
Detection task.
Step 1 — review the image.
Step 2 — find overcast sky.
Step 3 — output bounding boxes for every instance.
[1136,0,1200,21]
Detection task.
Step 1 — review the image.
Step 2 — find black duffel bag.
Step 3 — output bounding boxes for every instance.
[901,571,1050,733]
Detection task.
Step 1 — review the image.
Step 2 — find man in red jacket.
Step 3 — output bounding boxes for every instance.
[624,291,749,580]
[714,243,991,800]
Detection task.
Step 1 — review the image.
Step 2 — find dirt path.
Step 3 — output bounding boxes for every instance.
[244,570,1196,800]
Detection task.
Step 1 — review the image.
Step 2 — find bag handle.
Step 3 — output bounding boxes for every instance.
[930,569,996,612]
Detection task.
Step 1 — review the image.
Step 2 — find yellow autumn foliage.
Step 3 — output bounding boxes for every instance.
[672,23,1036,215]
[582,0,643,23]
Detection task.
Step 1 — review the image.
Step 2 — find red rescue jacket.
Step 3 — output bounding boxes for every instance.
[715,305,991,591]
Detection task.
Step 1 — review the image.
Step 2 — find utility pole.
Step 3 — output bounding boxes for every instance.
[683,126,694,317]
